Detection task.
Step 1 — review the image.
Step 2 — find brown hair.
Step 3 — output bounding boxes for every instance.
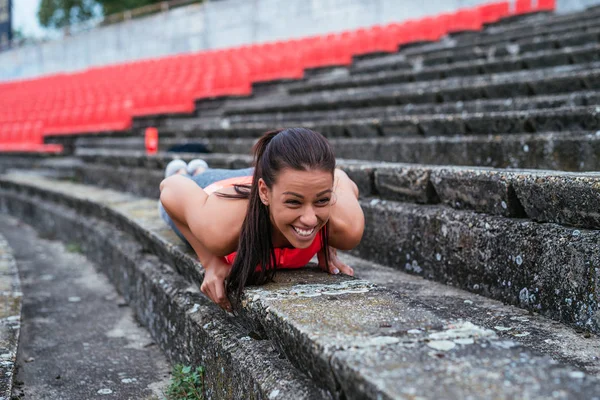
[216,127,336,310]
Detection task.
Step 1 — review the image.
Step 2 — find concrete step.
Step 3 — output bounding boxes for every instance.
[0,174,329,400]
[156,106,600,139]
[290,41,600,94]
[343,252,600,376]
[223,61,600,116]
[224,91,600,125]
[1,172,599,399]
[31,153,600,328]
[0,232,22,399]
[47,129,600,172]
[0,216,171,400]
[355,195,600,333]
[63,149,600,230]
[368,6,600,67]
[352,19,600,75]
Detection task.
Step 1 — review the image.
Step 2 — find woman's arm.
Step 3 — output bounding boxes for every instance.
[160,174,245,257]
[159,175,246,311]
[327,168,365,250]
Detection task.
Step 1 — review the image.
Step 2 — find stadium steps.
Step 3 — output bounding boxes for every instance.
[290,40,600,93]
[0,171,599,399]
[28,149,600,332]
[350,14,600,75]
[127,106,600,142]
[220,63,600,115]
[220,91,600,125]
[48,128,599,171]
[369,6,600,64]
[0,232,23,399]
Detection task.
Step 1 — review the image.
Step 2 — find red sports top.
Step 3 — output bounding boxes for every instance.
[203,175,323,270]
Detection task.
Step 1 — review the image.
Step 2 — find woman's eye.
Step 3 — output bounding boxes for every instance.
[317,198,330,204]
[286,200,301,205]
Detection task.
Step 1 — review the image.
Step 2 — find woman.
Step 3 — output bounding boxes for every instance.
[159,128,365,313]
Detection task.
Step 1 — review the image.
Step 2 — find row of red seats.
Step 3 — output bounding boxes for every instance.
[0,121,63,153]
[0,0,555,152]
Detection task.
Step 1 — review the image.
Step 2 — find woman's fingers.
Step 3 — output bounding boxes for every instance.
[214,281,232,312]
[201,277,232,312]
[319,247,355,277]
[335,259,354,276]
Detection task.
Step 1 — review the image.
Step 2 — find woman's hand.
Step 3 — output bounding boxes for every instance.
[317,246,354,276]
[200,258,233,312]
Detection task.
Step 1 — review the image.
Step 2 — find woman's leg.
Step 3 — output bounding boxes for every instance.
[189,167,255,188]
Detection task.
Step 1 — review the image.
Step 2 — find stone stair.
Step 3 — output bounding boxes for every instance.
[30,150,600,331]
[19,5,600,397]
[1,172,599,399]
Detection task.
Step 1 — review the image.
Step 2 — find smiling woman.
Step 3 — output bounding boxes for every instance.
[158,128,365,312]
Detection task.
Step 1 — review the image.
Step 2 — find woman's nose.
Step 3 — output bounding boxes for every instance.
[299,206,318,226]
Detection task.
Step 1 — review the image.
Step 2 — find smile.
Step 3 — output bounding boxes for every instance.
[292,226,316,237]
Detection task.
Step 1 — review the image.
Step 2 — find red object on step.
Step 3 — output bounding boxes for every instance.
[515,0,533,14]
[536,0,556,11]
[145,127,159,154]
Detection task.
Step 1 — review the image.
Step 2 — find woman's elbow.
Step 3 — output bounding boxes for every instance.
[160,175,178,193]
[335,220,364,251]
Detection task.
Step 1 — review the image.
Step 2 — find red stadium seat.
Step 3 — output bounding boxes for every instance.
[515,0,533,14]
[0,1,506,148]
[536,0,556,11]
[449,8,483,33]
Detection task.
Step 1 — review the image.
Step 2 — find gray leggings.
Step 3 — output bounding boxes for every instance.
[158,167,254,245]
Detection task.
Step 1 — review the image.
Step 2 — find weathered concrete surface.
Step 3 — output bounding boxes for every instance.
[291,42,600,93]
[0,178,328,400]
[52,150,600,230]
[224,91,600,125]
[190,105,600,138]
[356,198,600,333]
[60,130,600,172]
[1,173,600,399]
[512,171,600,229]
[381,6,600,63]
[0,233,22,399]
[429,167,526,218]
[223,62,600,115]
[0,216,171,400]
[343,253,600,375]
[75,149,253,170]
[0,154,64,175]
[329,132,600,171]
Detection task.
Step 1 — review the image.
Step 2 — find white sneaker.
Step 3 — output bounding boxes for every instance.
[164,159,188,178]
[187,159,209,176]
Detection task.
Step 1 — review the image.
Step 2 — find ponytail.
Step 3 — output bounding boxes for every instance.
[222,130,282,310]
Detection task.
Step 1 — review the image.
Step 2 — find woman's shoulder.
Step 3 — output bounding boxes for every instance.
[189,185,249,256]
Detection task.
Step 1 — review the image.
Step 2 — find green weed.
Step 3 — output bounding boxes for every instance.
[65,242,82,253]
[166,364,205,400]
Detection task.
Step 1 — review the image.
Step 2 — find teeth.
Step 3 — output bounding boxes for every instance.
[293,226,315,236]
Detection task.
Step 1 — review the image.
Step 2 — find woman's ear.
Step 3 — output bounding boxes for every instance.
[258,178,269,206]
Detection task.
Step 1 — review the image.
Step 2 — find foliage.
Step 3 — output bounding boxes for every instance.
[98,0,165,16]
[37,0,166,29]
[37,0,98,29]
[166,364,205,400]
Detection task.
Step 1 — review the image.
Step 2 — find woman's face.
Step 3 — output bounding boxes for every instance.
[259,168,334,249]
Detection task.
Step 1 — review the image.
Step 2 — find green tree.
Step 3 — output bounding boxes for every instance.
[98,0,165,16]
[37,0,98,29]
[37,0,171,30]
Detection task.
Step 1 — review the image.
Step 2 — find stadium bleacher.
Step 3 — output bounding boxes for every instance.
[0,0,555,152]
[3,0,600,398]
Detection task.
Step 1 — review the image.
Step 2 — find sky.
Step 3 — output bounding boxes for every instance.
[12,0,46,38]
